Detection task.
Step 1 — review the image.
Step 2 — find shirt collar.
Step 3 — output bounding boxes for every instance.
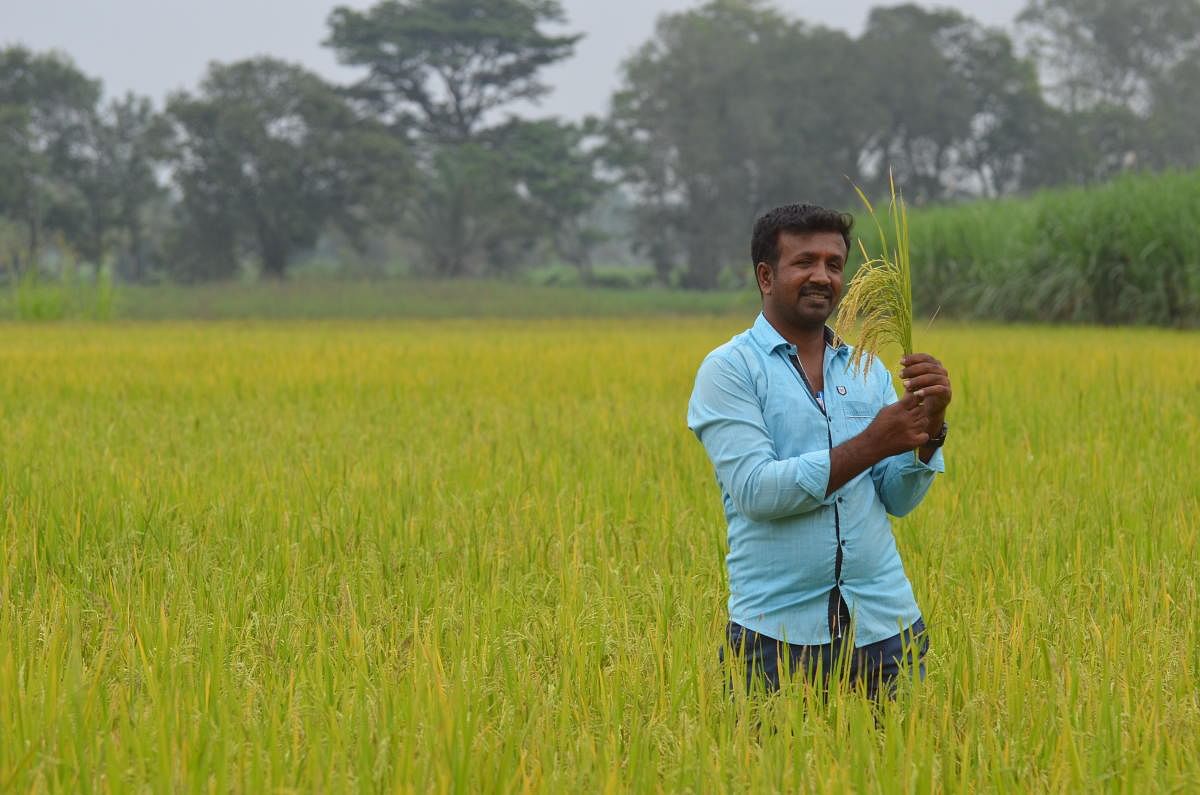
[750,312,847,356]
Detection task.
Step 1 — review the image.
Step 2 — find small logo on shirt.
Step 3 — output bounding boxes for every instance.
[836,386,847,396]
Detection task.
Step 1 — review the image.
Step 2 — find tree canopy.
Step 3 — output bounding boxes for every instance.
[2,0,1200,289]
[167,58,408,279]
[325,0,594,277]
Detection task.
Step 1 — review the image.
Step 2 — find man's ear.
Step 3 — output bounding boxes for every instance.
[756,262,774,294]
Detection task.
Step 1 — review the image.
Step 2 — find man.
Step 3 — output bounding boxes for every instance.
[687,203,952,699]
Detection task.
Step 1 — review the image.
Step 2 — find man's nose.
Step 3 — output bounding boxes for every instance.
[810,263,832,284]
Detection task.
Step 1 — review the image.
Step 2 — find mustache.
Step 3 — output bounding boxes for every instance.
[800,287,833,299]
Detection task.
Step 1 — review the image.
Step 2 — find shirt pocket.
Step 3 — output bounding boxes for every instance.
[841,400,878,421]
[840,399,878,435]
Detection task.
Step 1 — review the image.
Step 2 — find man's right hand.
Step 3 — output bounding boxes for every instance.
[862,392,931,459]
[826,392,931,496]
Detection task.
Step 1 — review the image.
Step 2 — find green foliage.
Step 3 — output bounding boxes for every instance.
[870,168,1200,326]
[1147,48,1200,170]
[2,261,119,321]
[0,48,175,281]
[605,1,1053,288]
[859,5,1046,201]
[327,0,580,139]
[524,262,583,287]
[525,262,657,290]
[525,263,657,290]
[1018,0,1200,111]
[0,47,102,269]
[6,1,1200,292]
[326,0,595,277]
[82,95,173,281]
[166,58,408,280]
[1014,0,1200,185]
[108,278,757,320]
[91,264,115,320]
[586,264,657,290]
[10,269,68,320]
[606,0,863,289]
[489,119,608,269]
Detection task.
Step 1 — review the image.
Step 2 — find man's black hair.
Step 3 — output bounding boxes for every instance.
[751,204,854,273]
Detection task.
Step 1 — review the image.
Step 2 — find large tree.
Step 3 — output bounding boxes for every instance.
[606,0,864,289]
[487,118,606,271]
[0,46,100,271]
[325,0,594,276]
[1147,48,1200,169]
[167,58,407,280]
[92,95,173,280]
[858,5,1046,201]
[1016,0,1200,178]
[61,93,174,276]
[1018,0,1200,113]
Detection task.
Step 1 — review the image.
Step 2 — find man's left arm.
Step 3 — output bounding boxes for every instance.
[869,353,952,517]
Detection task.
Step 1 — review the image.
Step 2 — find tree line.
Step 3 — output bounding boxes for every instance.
[2,0,1199,288]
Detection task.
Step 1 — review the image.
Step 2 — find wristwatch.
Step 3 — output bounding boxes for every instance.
[926,422,949,449]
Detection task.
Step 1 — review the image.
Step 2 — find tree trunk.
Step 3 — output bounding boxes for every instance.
[651,252,673,287]
[261,247,288,279]
[25,200,40,275]
[128,219,145,282]
[680,245,720,290]
[255,214,289,280]
[259,233,289,280]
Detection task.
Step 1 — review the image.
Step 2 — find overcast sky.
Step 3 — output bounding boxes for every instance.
[2,0,1028,119]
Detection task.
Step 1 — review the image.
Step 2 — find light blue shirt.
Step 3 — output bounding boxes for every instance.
[687,313,944,647]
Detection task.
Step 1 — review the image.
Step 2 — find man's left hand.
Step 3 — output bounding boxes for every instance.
[900,353,952,431]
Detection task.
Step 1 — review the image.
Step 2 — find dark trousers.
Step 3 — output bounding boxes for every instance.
[721,618,928,701]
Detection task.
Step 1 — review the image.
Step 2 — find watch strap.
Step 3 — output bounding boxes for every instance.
[926,421,949,449]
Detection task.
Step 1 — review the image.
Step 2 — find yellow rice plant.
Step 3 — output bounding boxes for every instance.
[835,172,913,378]
[2,319,1200,790]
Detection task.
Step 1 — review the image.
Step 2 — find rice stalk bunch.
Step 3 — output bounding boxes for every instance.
[835,172,913,378]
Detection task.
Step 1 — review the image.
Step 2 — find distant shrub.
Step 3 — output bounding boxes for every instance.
[585,265,655,290]
[524,263,583,288]
[522,263,655,290]
[91,266,116,320]
[3,262,119,322]
[717,265,748,291]
[12,270,68,320]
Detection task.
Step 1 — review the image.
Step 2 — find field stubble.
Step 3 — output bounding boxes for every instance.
[0,318,1197,792]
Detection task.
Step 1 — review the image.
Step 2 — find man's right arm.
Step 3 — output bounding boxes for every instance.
[688,354,933,520]
[688,354,837,522]
[826,392,931,496]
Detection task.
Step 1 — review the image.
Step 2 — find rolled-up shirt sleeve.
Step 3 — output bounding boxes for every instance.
[868,359,944,517]
[688,353,835,522]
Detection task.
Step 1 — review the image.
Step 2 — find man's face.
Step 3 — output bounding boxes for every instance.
[758,230,847,330]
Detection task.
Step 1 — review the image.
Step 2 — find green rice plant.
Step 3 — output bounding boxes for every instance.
[836,173,914,378]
